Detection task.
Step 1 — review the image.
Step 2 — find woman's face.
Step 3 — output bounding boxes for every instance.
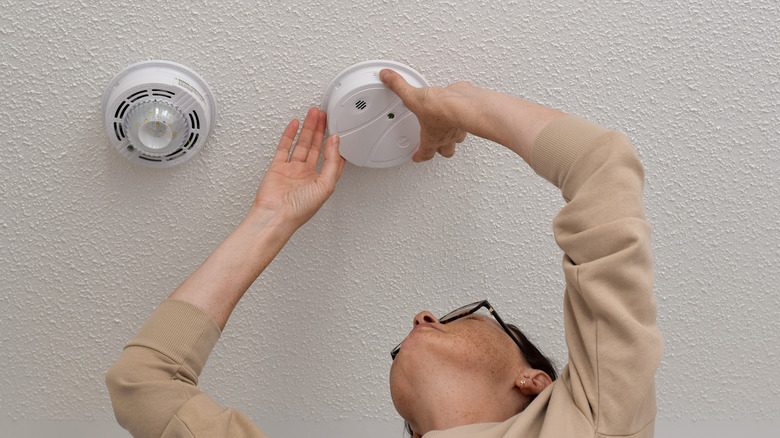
[388,310,524,422]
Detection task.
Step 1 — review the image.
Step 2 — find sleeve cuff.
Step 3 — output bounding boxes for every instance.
[125,299,221,377]
[530,114,609,190]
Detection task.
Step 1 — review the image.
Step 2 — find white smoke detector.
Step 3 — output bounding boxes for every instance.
[102,60,217,167]
[320,60,429,167]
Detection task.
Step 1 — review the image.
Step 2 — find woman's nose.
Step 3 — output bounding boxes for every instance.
[413,311,439,326]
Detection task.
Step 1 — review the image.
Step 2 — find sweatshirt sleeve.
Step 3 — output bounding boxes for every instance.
[530,115,663,436]
[105,299,269,438]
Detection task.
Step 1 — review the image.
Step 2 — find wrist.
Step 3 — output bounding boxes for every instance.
[448,84,565,162]
[242,206,298,245]
[440,81,480,129]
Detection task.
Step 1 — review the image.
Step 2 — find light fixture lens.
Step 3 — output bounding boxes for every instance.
[124,101,189,154]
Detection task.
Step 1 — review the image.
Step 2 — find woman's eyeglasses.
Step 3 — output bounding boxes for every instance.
[390,300,526,360]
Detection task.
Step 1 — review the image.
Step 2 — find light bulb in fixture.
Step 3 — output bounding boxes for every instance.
[124,100,189,155]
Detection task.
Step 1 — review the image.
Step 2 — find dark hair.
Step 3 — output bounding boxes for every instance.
[403,324,557,437]
[507,323,558,383]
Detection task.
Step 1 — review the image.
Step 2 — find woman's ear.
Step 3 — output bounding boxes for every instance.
[516,369,552,396]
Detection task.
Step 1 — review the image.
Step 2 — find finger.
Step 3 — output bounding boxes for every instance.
[438,142,456,158]
[305,108,327,165]
[412,130,440,162]
[413,144,438,162]
[380,69,416,106]
[413,149,437,162]
[320,135,345,186]
[273,118,300,163]
[289,107,320,162]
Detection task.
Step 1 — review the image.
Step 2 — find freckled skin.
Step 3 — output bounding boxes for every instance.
[389,313,530,434]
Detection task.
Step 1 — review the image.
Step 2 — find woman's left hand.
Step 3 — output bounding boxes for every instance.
[252,107,345,229]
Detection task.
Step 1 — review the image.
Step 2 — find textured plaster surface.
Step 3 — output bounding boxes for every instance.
[1,0,778,434]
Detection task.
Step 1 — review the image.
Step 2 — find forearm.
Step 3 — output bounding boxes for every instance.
[168,207,295,330]
[443,83,565,163]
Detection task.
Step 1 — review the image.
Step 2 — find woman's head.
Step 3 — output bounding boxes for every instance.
[388,302,557,437]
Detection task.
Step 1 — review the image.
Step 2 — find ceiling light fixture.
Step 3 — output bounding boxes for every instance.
[102,60,217,167]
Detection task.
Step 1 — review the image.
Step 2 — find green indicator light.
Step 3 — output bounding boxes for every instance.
[388,113,395,120]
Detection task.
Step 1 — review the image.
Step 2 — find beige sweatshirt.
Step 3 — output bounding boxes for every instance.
[106,115,663,438]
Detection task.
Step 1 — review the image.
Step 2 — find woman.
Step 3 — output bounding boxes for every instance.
[106,69,662,438]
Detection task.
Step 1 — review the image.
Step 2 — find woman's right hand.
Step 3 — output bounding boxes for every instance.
[380,69,469,162]
[381,69,565,165]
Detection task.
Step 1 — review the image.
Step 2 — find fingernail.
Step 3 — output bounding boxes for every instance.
[379,70,389,82]
[333,135,340,147]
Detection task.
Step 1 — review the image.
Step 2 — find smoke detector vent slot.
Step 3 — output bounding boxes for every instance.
[115,101,129,119]
[355,100,367,110]
[184,133,200,150]
[189,111,200,130]
[128,90,149,102]
[152,88,175,98]
[113,122,124,141]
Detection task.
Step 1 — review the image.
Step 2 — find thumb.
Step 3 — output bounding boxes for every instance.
[320,134,345,187]
[380,69,416,104]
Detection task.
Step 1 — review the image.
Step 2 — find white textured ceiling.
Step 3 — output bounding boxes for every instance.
[1,0,778,434]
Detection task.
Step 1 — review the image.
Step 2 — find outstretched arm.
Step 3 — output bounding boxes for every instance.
[382,71,662,435]
[106,108,345,438]
[379,69,565,164]
[169,107,345,330]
